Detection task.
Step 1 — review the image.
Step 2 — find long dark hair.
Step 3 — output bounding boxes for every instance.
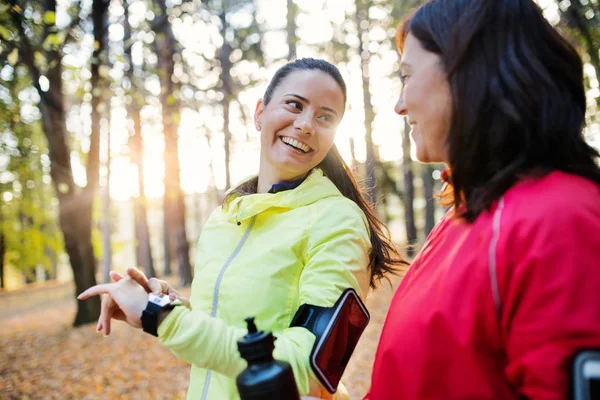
[397,0,600,221]
[228,58,407,287]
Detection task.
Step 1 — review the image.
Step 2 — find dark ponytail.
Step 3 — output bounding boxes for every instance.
[319,145,408,287]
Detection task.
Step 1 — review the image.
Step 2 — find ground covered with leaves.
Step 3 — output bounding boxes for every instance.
[0,276,400,399]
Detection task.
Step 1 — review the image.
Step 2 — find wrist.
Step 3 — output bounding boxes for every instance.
[157,307,172,328]
[141,293,176,337]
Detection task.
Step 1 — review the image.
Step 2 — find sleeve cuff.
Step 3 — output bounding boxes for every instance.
[157,304,188,341]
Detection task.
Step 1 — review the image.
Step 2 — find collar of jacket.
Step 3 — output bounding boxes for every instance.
[222,169,342,224]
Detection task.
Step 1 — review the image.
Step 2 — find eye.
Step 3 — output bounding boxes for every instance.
[285,100,303,111]
[400,74,410,84]
[318,114,333,123]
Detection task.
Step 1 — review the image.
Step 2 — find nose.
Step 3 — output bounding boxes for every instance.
[394,93,407,116]
[294,114,315,135]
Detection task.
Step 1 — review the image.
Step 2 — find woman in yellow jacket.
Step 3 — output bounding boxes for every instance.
[79,58,405,399]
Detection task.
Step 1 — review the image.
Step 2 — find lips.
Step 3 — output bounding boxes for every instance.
[280,136,313,153]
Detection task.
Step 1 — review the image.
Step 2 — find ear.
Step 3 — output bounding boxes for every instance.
[254,99,265,131]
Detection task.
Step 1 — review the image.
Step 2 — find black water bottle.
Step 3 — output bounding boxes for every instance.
[236,317,301,400]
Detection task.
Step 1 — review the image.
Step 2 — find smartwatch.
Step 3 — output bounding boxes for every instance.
[141,293,175,337]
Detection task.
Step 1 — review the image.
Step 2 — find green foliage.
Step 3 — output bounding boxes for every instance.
[553,0,600,131]
[0,65,63,279]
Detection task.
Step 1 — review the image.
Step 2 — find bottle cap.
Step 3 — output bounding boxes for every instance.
[237,317,275,363]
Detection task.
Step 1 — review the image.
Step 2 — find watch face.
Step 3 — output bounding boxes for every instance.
[149,293,171,307]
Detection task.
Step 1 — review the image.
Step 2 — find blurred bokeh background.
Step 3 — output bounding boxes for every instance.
[1,0,598,398]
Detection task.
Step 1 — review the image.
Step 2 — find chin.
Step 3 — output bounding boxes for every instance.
[414,149,429,163]
[273,161,309,177]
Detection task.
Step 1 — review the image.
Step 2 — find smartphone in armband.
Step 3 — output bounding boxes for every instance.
[290,288,370,393]
[573,350,600,400]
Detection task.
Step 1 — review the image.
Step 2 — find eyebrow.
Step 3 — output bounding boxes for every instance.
[399,61,411,69]
[284,93,339,117]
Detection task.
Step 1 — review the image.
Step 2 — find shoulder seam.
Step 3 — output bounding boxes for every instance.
[489,196,505,320]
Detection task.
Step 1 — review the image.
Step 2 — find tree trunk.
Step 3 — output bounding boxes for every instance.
[206,130,221,206]
[10,0,101,325]
[44,241,58,281]
[402,122,417,256]
[162,217,172,275]
[422,164,436,237]
[134,199,155,276]
[93,0,111,284]
[61,193,101,325]
[153,0,192,285]
[101,133,112,283]
[348,136,357,171]
[0,231,5,289]
[219,8,233,191]
[125,0,155,277]
[356,0,377,204]
[286,0,298,59]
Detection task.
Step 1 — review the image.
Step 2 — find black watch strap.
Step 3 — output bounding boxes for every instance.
[141,301,164,337]
[141,294,176,337]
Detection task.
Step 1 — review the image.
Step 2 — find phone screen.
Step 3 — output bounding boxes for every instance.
[590,378,600,398]
[584,360,600,399]
[314,293,369,387]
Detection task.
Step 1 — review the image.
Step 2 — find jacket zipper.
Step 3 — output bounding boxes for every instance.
[201,215,257,400]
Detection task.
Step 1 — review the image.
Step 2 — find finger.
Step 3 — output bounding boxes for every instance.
[99,295,108,335]
[126,267,152,293]
[100,294,115,336]
[96,294,112,334]
[96,315,103,334]
[78,284,114,300]
[167,287,180,299]
[109,271,124,283]
[177,296,191,309]
[148,277,170,295]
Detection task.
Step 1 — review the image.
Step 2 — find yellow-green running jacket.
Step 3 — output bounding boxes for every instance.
[158,169,371,399]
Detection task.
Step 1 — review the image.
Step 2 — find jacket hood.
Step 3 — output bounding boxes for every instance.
[222,169,342,223]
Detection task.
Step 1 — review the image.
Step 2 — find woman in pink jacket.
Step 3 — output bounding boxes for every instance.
[366,0,600,399]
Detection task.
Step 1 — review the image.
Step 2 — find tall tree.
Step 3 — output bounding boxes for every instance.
[124,0,155,278]
[355,0,377,204]
[402,122,417,256]
[194,0,262,192]
[0,60,62,287]
[0,230,5,289]
[152,0,193,286]
[422,164,436,236]
[218,3,234,191]
[392,0,423,253]
[286,0,297,60]
[7,0,111,324]
[101,128,112,282]
[94,0,112,284]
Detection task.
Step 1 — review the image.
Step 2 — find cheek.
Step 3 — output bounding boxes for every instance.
[403,85,421,114]
[318,131,336,154]
[261,127,277,146]
[260,130,269,148]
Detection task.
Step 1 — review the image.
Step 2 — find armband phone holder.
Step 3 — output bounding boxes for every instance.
[290,288,370,393]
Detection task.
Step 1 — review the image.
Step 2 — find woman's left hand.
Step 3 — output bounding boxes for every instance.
[78,276,148,329]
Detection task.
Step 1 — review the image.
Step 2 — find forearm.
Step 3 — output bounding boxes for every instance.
[157,306,248,378]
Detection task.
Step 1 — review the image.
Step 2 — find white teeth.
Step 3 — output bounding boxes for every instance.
[281,136,311,153]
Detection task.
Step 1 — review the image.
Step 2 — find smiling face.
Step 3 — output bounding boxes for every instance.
[395,33,452,164]
[255,69,345,189]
